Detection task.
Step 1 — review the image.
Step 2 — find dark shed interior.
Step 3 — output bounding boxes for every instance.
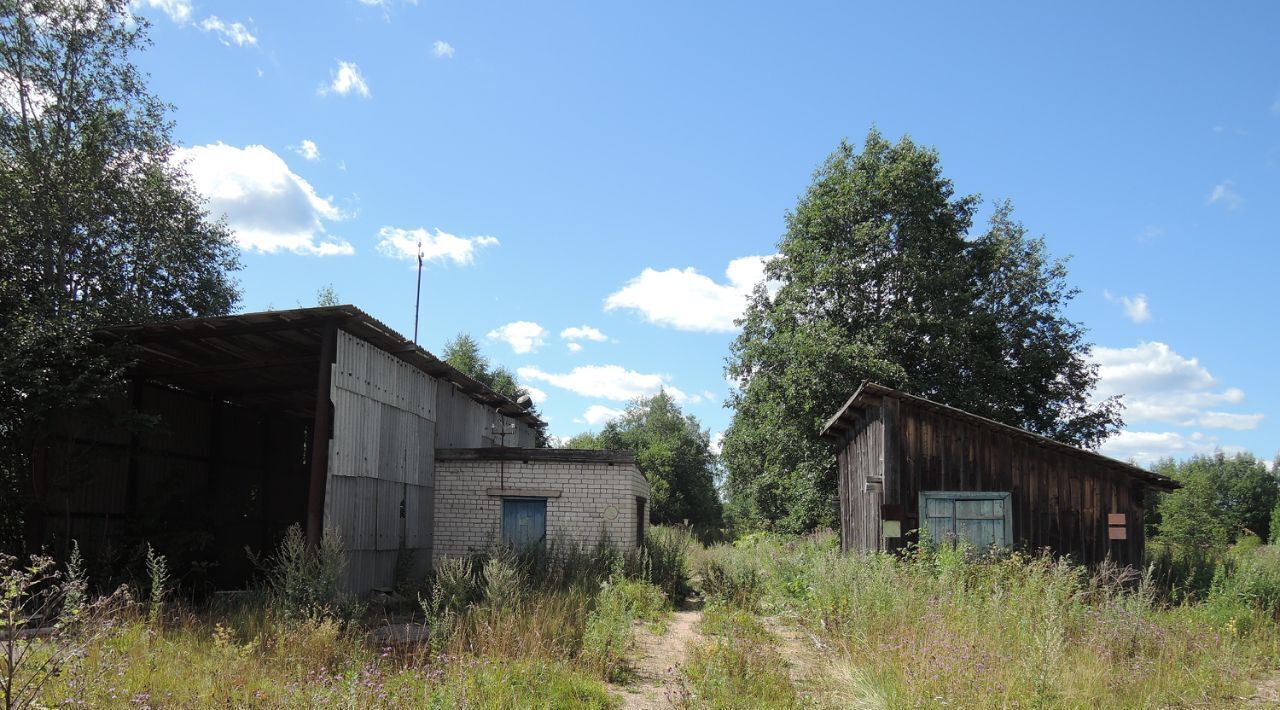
[821,382,1180,567]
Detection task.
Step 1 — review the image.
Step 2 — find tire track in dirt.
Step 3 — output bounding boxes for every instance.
[611,604,703,709]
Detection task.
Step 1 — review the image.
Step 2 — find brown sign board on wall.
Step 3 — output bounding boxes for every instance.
[1108,526,1128,540]
[1108,513,1127,526]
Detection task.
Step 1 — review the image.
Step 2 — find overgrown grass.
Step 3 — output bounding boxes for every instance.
[679,604,804,708]
[695,531,1280,708]
[27,526,1280,708]
[23,532,675,708]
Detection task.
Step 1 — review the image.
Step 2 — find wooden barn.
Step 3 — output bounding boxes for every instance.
[820,382,1179,566]
[33,305,648,594]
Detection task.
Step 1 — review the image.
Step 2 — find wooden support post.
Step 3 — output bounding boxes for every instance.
[306,324,337,548]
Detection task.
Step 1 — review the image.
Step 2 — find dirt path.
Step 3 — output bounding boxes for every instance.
[1247,670,1280,706]
[611,603,704,709]
[761,614,837,705]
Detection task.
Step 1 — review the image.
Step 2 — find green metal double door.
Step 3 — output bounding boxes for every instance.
[921,491,1013,550]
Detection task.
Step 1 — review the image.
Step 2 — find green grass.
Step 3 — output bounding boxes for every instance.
[19,528,1280,708]
[428,658,618,709]
[693,532,1280,708]
[679,604,805,709]
[18,541,676,709]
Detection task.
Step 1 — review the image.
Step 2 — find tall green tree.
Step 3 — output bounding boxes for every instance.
[723,130,1121,533]
[441,333,548,447]
[0,0,240,551]
[1153,452,1279,549]
[588,391,722,529]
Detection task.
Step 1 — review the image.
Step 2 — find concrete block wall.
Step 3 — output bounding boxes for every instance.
[432,456,650,562]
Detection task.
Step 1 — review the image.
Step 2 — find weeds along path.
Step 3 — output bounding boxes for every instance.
[613,601,704,709]
[760,614,834,702]
[1247,670,1280,706]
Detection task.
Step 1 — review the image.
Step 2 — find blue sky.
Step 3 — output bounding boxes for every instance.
[131,1,1279,466]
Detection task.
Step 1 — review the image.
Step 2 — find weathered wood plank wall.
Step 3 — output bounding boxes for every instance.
[841,396,1147,566]
[837,404,885,553]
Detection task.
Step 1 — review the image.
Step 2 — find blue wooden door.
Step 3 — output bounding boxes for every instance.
[502,499,547,551]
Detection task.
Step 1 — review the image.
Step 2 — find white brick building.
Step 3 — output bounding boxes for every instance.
[433,448,650,561]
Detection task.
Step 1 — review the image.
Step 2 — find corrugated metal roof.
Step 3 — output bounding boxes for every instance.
[821,382,1178,491]
[97,304,544,427]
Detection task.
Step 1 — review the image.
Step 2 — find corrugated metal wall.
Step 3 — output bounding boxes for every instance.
[434,381,537,448]
[326,330,438,591]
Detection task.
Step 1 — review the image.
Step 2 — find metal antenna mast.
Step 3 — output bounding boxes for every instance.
[413,238,424,344]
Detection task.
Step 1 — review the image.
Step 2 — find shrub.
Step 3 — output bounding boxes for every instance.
[644,525,696,602]
[145,543,169,626]
[518,537,622,592]
[696,551,763,610]
[481,550,523,610]
[432,556,480,613]
[0,550,127,709]
[250,525,353,622]
[609,578,668,622]
[580,580,635,682]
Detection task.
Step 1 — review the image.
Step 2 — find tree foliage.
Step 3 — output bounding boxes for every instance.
[723,130,1122,533]
[314,284,339,307]
[578,392,722,529]
[440,333,548,447]
[0,0,240,551]
[1153,452,1279,549]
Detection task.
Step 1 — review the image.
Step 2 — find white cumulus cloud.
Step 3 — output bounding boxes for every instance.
[1195,412,1266,431]
[133,0,192,24]
[583,404,625,427]
[173,143,353,256]
[198,16,256,46]
[518,365,689,403]
[1103,290,1151,323]
[567,343,583,353]
[321,61,370,98]
[376,227,499,265]
[133,2,256,50]
[1207,180,1243,210]
[486,321,548,354]
[293,139,321,162]
[1092,341,1266,465]
[1098,431,1221,465]
[561,326,608,342]
[604,255,774,332]
[433,40,455,58]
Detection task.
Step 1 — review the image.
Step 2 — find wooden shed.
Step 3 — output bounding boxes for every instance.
[820,382,1179,566]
